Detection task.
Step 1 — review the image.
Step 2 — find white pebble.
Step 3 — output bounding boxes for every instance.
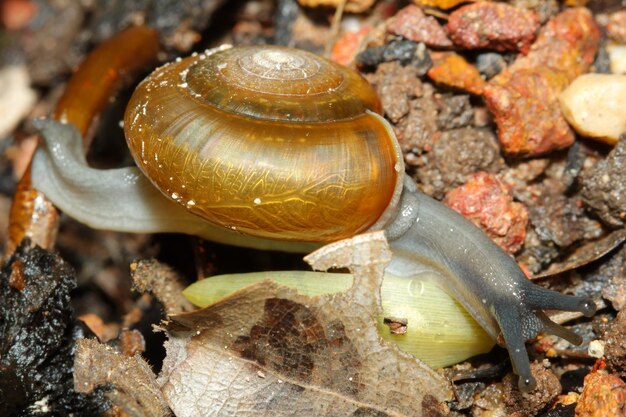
[607,43,626,75]
[0,66,36,138]
[588,339,605,358]
[559,73,626,144]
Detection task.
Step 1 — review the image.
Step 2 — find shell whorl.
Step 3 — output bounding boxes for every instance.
[124,45,403,242]
[183,45,382,122]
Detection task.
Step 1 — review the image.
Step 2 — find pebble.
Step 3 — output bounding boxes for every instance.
[382,40,418,66]
[475,52,507,79]
[356,41,432,74]
[581,136,626,228]
[607,10,626,44]
[447,2,540,53]
[331,28,370,66]
[485,67,574,155]
[575,372,626,417]
[387,4,452,48]
[607,44,626,75]
[427,52,485,95]
[0,66,36,138]
[484,8,600,156]
[444,172,528,255]
[588,340,605,359]
[559,73,626,144]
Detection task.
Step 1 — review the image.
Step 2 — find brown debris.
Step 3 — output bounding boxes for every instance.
[130,259,194,316]
[604,310,626,377]
[484,8,600,156]
[435,94,475,130]
[415,127,504,199]
[444,172,529,254]
[8,259,25,291]
[604,272,626,313]
[367,63,439,158]
[503,361,561,416]
[582,137,626,228]
[575,371,626,417]
[427,52,486,95]
[119,329,146,357]
[508,0,560,24]
[387,4,452,48]
[372,62,424,123]
[447,2,540,53]
[74,338,170,417]
[376,62,422,123]
[78,313,120,343]
[383,317,408,335]
[535,229,626,279]
[528,193,602,249]
[515,181,602,274]
[398,90,441,158]
[471,383,507,416]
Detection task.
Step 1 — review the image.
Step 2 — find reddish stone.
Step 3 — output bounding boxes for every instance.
[387,5,452,48]
[485,8,600,156]
[446,2,540,53]
[575,372,626,417]
[512,8,600,80]
[427,52,485,95]
[443,172,528,255]
[1,0,36,30]
[331,27,371,66]
[484,67,574,155]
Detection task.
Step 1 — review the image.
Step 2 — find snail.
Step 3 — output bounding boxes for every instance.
[31,45,596,392]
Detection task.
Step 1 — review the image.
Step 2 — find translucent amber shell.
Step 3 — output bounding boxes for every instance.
[124,46,402,242]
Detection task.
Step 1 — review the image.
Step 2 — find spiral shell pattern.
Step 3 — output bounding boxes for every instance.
[124,46,402,242]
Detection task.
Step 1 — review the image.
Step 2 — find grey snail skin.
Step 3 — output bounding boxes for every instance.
[31,45,596,392]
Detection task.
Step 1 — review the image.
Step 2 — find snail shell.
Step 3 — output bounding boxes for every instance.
[124,46,404,242]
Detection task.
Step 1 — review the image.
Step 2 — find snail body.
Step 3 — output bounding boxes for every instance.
[31,45,596,392]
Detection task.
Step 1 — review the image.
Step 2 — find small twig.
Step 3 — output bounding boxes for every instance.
[325,0,348,58]
[423,7,449,21]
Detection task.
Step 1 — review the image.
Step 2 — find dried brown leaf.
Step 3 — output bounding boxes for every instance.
[534,229,626,279]
[131,259,195,315]
[74,338,171,417]
[159,232,452,416]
